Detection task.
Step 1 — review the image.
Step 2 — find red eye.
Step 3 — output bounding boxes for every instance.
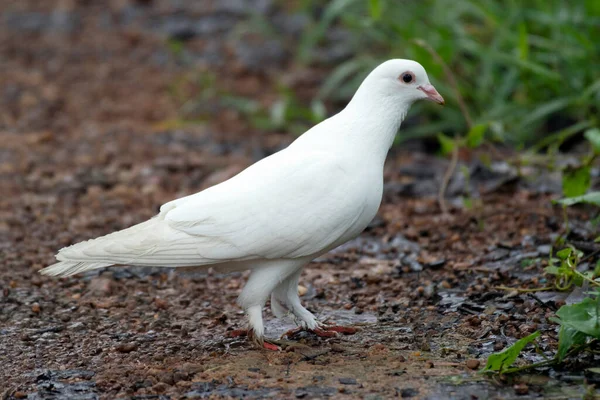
[400,72,414,83]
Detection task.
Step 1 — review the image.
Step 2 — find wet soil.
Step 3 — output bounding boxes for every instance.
[1,1,599,399]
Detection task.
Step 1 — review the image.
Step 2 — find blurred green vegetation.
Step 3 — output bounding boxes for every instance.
[293,0,600,146]
[169,1,599,149]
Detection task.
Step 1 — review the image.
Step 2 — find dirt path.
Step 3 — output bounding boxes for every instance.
[1,2,597,399]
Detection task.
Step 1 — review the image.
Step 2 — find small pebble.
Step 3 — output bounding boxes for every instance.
[152,382,169,393]
[115,343,138,353]
[297,285,308,296]
[31,303,41,313]
[68,321,86,331]
[338,377,357,385]
[466,359,480,370]
[154,298,168,310]
[514,383,529,395]
[331,344,346,353]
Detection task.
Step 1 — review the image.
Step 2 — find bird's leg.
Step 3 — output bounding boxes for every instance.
[274,270,359,339]
[236,261,303,350]
[272,269,317,329]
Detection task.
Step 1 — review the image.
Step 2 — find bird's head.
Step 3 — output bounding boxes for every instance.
[361,59,445,106]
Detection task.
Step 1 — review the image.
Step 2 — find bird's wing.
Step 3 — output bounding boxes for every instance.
[53,150,368,268]
[164,150,366,261]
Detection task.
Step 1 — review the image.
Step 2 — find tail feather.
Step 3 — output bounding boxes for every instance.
[40,261,113,277]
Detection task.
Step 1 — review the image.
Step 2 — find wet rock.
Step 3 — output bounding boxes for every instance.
[3,11,81,34]
[185,380,281,398]
[401,255,423,272]
[390,235,421,253]
[485,248,510,261]
[295,386,336,398]
[153,382,170,393]
[152,14,239,40]
[173,370,191,382]
[426,259,446,269]
[115,342,138,353]
[400,387,419,398]
[158,372,175,385]
[68,322,86,331]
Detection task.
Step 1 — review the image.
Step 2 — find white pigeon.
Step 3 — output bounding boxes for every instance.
[41,59,444,349]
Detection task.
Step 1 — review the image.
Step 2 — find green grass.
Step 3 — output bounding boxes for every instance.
[291,0,600,145]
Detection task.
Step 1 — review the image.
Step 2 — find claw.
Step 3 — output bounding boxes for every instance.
[227,329,281,351]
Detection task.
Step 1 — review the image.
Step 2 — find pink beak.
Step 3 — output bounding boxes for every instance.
[418,84,445,105]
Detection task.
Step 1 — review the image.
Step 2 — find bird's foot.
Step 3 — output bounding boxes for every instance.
[226,329,281,351]
[281,324,359,339]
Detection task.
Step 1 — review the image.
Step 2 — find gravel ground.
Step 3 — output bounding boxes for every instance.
[1,1,599,399]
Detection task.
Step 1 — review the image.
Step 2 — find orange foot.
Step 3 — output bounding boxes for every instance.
[282,324,359,339]
[226,329,281,351]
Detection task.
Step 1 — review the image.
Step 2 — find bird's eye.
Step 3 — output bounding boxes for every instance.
[400,72,414,84]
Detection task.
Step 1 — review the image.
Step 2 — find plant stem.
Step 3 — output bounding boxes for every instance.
[412,39,472,128]
[438,140,459,215]
[573,270,600,287]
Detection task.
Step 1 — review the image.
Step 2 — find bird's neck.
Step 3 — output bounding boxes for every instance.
[337,91,410,160]
[290,88,410,165]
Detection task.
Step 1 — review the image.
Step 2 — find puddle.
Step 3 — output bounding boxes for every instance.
[26,370,98,400]
[184,380,281,399]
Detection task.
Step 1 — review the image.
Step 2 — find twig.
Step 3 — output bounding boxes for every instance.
[580,247,600,264]
[412,39,473,128]
[527,293,558,311]
[438,143,459,215]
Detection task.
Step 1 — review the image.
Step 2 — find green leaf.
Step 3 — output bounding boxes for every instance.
[518,23,529,60]
[368,0,382,21]
[437,133,455,156]
[557,325,588,362]
[544,265,561,275]
[562,166,591,197]
[555,297,600,338]
[466,123,487,148]
[556,248,572,260]
[584,128,600,154]
[483,331,540,373]
[555,192,600,207]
